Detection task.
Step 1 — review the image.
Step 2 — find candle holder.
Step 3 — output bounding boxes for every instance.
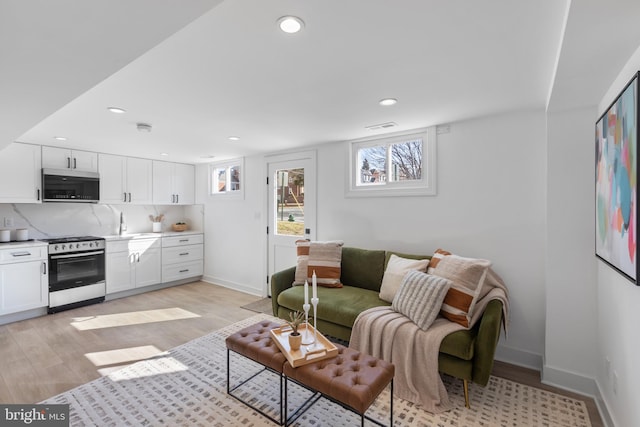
[301,303,313,344]
[310,297,319,349]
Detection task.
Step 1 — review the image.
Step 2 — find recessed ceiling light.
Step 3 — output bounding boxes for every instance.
[160,153,169,156]
[278,16,304,33]
[228,136,240,141]
[379,98,397,106]
[53,136,67,141]
[107,107,126,114]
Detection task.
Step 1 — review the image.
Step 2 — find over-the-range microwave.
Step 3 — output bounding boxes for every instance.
[42,168,100,203]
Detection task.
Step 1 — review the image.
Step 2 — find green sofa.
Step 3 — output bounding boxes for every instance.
[270,247,504,408]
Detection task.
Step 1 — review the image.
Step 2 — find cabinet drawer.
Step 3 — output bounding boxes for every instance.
[0,246,46,264]
[162,244,203,264]
[162,260,203,283]
[162,234,203,248]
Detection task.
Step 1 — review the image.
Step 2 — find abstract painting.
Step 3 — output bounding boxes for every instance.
[595,72,639,284]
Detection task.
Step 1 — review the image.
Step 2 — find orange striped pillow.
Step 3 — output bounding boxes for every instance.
[430,253,490,328]
[293,240,344,288]
[426,248,451,273]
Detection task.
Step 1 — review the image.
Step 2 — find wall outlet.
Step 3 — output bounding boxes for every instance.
[613,371,619,395]
[4,217,13,227]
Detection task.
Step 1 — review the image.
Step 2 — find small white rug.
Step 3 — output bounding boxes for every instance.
[43,314,592,426]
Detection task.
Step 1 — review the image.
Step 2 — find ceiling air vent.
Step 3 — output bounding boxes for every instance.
[365,122,398,131]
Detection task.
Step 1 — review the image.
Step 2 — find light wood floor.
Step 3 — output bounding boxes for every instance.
[0,281,603,426]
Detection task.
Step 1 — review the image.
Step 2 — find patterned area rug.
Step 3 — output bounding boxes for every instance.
[43,313,592,426]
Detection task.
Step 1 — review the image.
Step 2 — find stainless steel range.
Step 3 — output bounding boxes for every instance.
[42,236,106,313]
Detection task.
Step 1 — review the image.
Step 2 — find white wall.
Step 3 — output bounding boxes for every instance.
[592,44,640,427]
[199,109,549,366]
[196,158,266,296]
[544,107,599,396]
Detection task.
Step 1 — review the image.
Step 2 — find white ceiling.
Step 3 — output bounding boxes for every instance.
[6,0,640,164]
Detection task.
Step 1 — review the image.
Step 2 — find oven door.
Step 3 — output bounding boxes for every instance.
[49,250,106,291]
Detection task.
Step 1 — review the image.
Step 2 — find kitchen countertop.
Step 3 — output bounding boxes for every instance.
[0,240,48,249]
[102,230,203,241]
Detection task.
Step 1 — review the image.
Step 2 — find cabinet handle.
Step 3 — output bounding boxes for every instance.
[179,252,189,256]
[73,158,77,169]
[37,189,40,201]
[179,239,189,243]
[11,251,31,257]
[123,192,127,202]
[42,261,47,275]
[136,253,140,263]
[179,269,189,273]
[128,193,132,203]
[176,194,179,204]
[67,157,71,169]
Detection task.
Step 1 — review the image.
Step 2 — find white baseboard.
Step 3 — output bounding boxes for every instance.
[494,344,543,371]
[201,275,264,297]
[542,365,614,427]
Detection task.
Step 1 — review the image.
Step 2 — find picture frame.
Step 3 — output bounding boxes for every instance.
[595,71,640,285]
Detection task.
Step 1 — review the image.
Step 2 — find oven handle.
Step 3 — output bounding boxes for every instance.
[50,250,105,260]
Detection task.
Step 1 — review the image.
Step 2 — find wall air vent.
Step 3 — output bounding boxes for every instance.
[365,122,398,131]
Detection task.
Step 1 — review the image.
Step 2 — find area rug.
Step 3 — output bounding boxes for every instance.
[42,313,592,426]
[240,298,273,314]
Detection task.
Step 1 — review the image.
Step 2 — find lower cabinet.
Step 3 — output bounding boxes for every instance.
[0,246,48,315]
[106,238,161,294]
[162,234,204,282]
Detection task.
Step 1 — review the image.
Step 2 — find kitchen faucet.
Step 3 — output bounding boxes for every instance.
[118,212,127,235]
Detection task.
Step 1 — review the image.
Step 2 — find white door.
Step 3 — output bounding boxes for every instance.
[267,151,316,296]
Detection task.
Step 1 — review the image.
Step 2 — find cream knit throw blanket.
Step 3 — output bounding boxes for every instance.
[349,269,509,413]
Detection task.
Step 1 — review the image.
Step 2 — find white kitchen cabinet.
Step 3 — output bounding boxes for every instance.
[161,233,203,282]
[152,161,195,205]
[42,146,98,172]
[0,143,42,203]
[0,245,48,315]
[99,154,153,204]
[106,238,161,294]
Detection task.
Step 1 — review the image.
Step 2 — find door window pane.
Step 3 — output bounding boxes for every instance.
[275,168,304,236]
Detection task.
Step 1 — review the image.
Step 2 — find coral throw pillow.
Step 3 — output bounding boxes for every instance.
[294,240,344,288]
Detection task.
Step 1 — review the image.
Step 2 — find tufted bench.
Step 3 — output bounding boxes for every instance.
[283,344,394,427]
[225,320,287,425]
[226,322,394,426]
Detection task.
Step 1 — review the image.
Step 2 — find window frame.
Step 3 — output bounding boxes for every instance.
[209,157,245,199]
[346,127,437,197]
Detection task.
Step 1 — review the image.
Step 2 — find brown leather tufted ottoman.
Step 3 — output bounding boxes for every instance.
[283,344,394,427]
[225,320,287,425]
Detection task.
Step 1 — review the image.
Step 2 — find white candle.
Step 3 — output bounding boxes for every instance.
[304,280,309,305]
[312,270,317,299]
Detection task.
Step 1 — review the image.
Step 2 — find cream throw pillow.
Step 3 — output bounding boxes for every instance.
[392,270,451,330]
[379,254,429,302]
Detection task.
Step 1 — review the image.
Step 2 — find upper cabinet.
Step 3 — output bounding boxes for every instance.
[152,161,195,205]
[42,146,98,172]
[99,154,153,204]
[0,143,42,203]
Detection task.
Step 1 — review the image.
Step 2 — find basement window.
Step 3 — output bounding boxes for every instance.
[210,158,244,199]
[346,127,436,197]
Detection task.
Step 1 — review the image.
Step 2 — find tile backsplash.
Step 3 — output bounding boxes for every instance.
[0,203,204,240]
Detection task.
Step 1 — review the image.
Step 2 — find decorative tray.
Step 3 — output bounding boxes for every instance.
[270,323,339,368]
